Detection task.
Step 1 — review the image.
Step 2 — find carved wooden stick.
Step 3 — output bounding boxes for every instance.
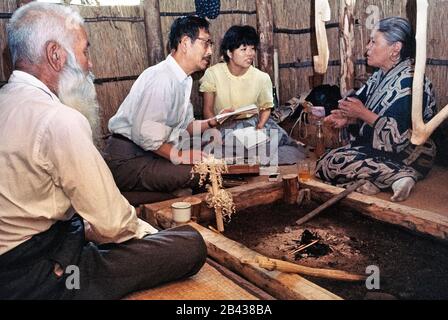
[243,256,365,282]
[210,170,225,232]
[339,0,356,96]
[411,0,448,145]
[296,179,367,226]
[313,0,331,74]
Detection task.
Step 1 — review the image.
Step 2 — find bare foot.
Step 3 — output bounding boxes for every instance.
[356,181,381,195]
[390,177,415,202]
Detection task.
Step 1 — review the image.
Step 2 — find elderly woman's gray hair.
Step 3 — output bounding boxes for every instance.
[7,2,84,66]
[376,17,416,61]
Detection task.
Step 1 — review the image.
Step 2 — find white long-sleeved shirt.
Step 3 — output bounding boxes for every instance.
[0,71,158,255]
[108,55,195,151]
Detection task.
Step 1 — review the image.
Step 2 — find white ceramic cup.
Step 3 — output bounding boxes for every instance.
[171,202,192,223]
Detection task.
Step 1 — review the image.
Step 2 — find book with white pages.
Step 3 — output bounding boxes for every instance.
[232,126,270,150]
[214,104,258,124]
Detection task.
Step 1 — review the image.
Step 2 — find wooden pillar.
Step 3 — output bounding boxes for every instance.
[255,0,275,81]
[143,0,165,66]
[339,0,356,96]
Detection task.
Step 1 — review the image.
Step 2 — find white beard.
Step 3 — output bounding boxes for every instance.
[57,52,101,146]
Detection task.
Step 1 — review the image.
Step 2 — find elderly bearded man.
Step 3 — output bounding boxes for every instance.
[0,2,206,300]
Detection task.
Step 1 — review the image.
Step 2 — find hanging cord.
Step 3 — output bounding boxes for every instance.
[288,91,311,138]
[290,99,314,140]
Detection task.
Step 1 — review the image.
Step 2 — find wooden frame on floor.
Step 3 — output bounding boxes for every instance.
[140,177,448,299]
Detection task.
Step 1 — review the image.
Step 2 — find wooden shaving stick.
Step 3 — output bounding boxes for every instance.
[296,179,367,226]
[313,0,331,74]
[411,0,448,145]
[339,0,356,96]
[210,172,225,232]
[243,256,365,282]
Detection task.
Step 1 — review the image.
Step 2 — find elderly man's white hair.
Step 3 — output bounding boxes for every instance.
[7,2,84,66]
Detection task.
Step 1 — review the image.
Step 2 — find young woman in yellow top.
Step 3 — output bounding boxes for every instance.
[199,25,304,164]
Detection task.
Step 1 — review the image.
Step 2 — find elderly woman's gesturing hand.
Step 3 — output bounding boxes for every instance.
[338,97,379,126]
[324,110,349,129]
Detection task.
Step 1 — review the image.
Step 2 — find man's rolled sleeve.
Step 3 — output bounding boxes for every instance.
[137,119,173,151]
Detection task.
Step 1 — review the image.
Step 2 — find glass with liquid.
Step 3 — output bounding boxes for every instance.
[297,160,312,182]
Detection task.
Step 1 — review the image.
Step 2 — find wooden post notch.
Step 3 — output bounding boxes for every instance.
[282,174,299,205]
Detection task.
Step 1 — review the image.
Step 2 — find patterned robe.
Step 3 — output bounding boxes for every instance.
[316,59,437,189]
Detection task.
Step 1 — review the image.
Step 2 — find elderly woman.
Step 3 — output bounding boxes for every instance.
[315,17,437,202]
[200,25,304,164]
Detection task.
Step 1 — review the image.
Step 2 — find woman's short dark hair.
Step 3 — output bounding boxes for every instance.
[169,16,210,51]
[220,25,260,62]
[377,17,416,60]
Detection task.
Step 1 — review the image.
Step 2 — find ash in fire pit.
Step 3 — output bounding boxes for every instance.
[291,230,332,259]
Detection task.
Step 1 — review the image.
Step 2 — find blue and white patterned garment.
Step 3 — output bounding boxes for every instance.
[316,59,437,189]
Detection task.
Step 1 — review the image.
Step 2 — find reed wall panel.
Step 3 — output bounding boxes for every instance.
[0,0,16,84]
[1,0,447,130]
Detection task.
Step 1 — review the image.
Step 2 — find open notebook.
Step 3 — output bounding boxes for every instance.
[232,127,269,150]
[214,104,258,124]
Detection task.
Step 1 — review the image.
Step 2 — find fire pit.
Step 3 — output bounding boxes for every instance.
[224,202,448,300]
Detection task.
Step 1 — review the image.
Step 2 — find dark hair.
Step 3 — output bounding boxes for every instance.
[168,15,210,51]
[377,17,416,60]
[220,25,260,62]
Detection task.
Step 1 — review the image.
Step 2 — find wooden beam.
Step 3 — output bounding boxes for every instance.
[255,0,275,80]
[301,179,448,242]
[143,181,284,227]
[206,258,276,300]
[339,0,356,96]
[225,164,260,175]
[143,178,448,241]
[142,0,165,66]
[188,222,342,300]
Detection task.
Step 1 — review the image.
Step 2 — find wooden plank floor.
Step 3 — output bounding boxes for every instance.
[124,259,274,300]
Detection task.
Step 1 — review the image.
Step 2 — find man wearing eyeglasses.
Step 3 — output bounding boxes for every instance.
[106,16,220,195]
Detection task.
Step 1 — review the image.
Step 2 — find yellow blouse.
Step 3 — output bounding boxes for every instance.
[199,63,274,118]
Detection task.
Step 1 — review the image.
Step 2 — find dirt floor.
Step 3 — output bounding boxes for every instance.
[223,201,448,300]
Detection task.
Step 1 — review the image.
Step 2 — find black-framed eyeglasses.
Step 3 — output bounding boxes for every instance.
[195,37,215,49]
